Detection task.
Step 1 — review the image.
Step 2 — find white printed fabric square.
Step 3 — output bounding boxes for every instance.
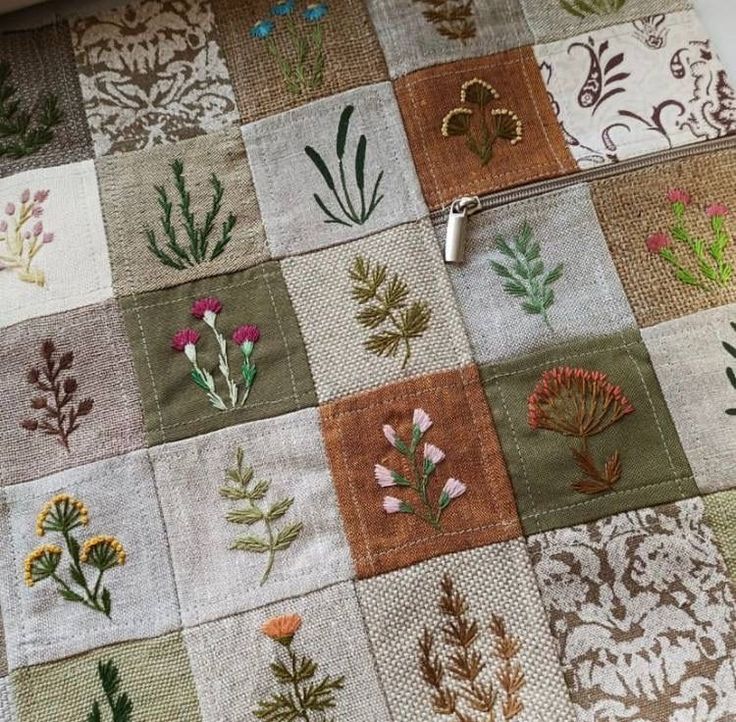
[184,581,391,722]
[356,541,577,722]
[535,10,736,168]
[642,302,736,494]
[0,160,111,328]
[149,407,354,627]
[0,451,180,669]
[439,184,636,364]
[242,81,427,258]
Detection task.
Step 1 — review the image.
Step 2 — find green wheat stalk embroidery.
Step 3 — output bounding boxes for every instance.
[304,105,384,227]
[490,223,564,328]
[144,159,236,270]
[87,660,133,722]
[722,321,736,416]
[220,448,302,585]
[560,0,627,17]
[349,256,431,369]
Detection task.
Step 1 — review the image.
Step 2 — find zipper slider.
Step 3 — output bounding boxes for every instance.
[444,196,481,264]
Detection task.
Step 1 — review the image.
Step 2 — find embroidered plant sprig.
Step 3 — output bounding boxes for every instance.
[722,321,736,416]
[646,190,732,291]
[0,61,63,159]
[24,494,126,618]
[171,297,260,411]
[0,188,55,286]
[87,660,133,722]
[144,159,236,270]
[441,78,522,166]
[376,408,466,531]
[304,105,384,227]
[220,448,302,585]
[490,222,564,328]
[528,367,634,494]
[250,1,329,95]
[21,340,94,451]
[254,614,344,721]
[419,574,526,720]
[413,0,476,43]
[561,0,627,18]
[349,256,431,369]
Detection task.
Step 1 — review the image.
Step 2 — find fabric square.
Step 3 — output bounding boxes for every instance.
[439,183,636,365]
[282,219,471,402]
[0,22,92,177]
[184,581,389,722]
[71,0,238,157]
[97,128,268,297]
[481,330,696,535]
[0,301,145,487]
[149,407,353,628]
[365,0,532,78]
[535,10,736,169]
[394,48,576,211]
[212,0,387,124]
[242,82,427,258]
[704,490,736,582]
[0,160,111,328]
[320,366,521,579]
[529,499,736,720]
[0,677,12,722]
[642,303,736,494]
[0,451,180,669]
[11,633,200,722]
[521,0,690,43]
[121,262,316,445]
[356,542,577,721]
[591,147,736,327]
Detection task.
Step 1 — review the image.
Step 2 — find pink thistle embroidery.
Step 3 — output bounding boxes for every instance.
[374,464,395,487]
[32,205,43,218]
[646,232,671,254]
[33,190,49,203]
[42,233,54,244]
[32,221,43,237]
[5,203,15,216]
[423,443,445,465]
[666,188,691,205]
[706,203,729,219]
[383,424,398,447]
[0,221,7,233]
[382,496,403,514]
[191,297,223,320]
[171,328,201,352]
[232,324,261,346]
[441,478,466,500]
[20,189,30,204]
[413,408,432,433]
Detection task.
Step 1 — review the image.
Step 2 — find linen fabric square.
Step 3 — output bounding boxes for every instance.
[704,490,736,582]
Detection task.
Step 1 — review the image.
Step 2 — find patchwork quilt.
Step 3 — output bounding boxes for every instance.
[2,0,736,720]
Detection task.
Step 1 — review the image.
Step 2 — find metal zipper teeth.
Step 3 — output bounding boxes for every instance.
[429,135,736,225]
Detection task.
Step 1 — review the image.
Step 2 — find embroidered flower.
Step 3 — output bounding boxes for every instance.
[460,78,499,105]
[423,443,445,466]
[33,189,49,203]
[191,296,222,323]
[666,188,691,205]
[35,493,89,536]
[80,535,127,570]
[383,496,409,514]
[413,408,433,434]
[374,464,396,487]
[303,2,328,22]
[20,188,30,203]
[646,231,671,254]
[23,544,63,587]
[439,478,467,508]
[250,19,275,38]
[706,203,729,219]
[383,424,399,447]
[42,232,54,244]
[271,0,295,15]
[5,203,14,216]
[262,614,302,645]
[171,328,200,363]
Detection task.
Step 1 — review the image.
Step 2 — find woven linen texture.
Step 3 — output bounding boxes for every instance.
[704,490,736,582]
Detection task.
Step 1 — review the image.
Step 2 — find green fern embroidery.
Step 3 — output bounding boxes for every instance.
[220,448,302,585]
[490,223,563,328]
[722,321,736,416]
[560,0,627,17]
[86,660,133,722]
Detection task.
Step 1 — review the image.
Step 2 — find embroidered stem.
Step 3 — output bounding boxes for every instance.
[206,317,238,408]
[87,661,133,722]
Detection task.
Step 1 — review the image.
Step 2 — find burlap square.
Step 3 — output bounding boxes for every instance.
[704,490,736,582]
[394,48,576,210]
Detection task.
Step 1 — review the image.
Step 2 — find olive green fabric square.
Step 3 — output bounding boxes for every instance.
[704,490,736,582]
[121,262,316,445]
[481,330,695,534]
[12,633,200,722]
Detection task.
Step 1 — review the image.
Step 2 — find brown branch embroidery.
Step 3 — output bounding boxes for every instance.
[20,340,93,451]
[413,0,477,43]
[419,574,526,721]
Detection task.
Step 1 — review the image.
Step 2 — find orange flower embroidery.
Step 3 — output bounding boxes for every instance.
[261,613,302,645]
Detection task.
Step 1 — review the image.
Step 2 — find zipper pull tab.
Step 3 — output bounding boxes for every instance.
[444,196,481,264]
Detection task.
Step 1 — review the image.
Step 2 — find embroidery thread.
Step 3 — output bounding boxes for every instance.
[87,660,133,722]
[646,190,732,291]
[561,0,627,18]
[171,297,260,411]
[250,1,329,95]
[419,574,526,720]
[441,78,522,166]
[0,61,63,159]
[21,340,93,451]
[413,0,476,43]
[144,159,236,270]
[24,494,125,617]
[490,222,564,328]
[528,367,634,494]
[220,447,302,585]
[722,321,736,416]
[255,614,344,721]
[305,105,384,227]
[349,256,431,368]
[376,408,466,531]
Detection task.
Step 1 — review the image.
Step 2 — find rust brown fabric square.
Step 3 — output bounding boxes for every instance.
[213,0,388,123]
[591,148,736,328]
[394,48,576,210]
[320,366,521,578]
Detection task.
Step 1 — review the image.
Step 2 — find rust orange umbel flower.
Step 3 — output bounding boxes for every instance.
[262,614,302,646]
[528,367,634,494]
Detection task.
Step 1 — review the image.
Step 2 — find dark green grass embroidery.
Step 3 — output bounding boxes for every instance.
[349,256,431,369]
[0,61,63,159]
[722,321,736,416]
[560,0,627,17]
[144,159,236,270]
[490,223,564,329]
[87,660,133,722]
[220,447,302,585]
[304,105,384,227]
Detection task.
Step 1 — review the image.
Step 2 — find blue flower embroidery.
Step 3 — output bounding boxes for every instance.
[303,2,328,22]
[271,0,295,16]
[250,19,275,39]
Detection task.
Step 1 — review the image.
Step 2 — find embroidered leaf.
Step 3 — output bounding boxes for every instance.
[413,0,477,43]
[267,497,295,521]
[231,536,271,552]
[87,661,132,722]
[226,506,264,524]
[273,522,303,551]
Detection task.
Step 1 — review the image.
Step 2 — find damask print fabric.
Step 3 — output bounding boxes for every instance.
[2,1,736,721]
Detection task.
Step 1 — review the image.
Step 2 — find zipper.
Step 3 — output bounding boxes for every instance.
[437,135,736,263]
